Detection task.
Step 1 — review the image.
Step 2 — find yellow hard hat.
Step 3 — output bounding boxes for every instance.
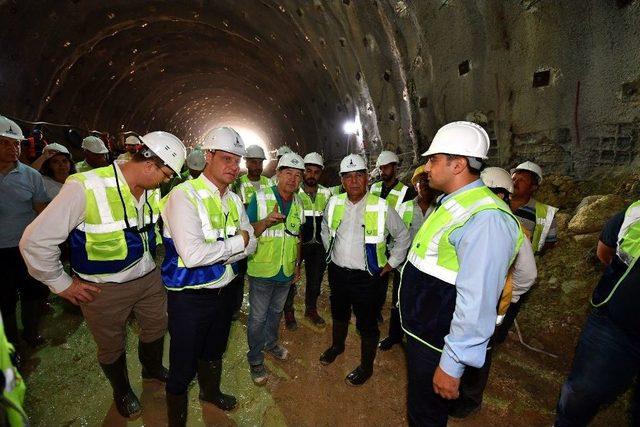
[411,165,427,186]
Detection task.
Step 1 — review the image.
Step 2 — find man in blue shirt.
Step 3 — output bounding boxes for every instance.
[0,116,49,351]
[399,122,521,426]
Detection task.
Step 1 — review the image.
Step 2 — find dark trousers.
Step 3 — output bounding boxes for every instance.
[285,243,326,313]
[166,286,234,395]
[0,247,49,345]
[406,335,449,427]
[384,270,404,341]
[229,259,248,314]
[555,309,640,426]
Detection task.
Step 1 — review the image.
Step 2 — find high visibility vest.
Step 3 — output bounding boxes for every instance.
[234,175,272,205]
[1,314,27,427]
[370,180,408,211]
[161,176,243,290]
[329,185,344,196]
[75,160,94,173]
[247,188,304,278]
[531,201,558,253]
[68,165,160,278]
[325,193,389,275]
[398,200,415,229]
[298,186,331,243]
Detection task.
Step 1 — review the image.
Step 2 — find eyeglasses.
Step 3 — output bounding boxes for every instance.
[155,164,174,181]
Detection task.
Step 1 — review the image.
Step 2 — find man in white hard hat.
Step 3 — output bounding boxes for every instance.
[0,116,50,352]
[185,146,206,179]
[448,167,537,419]
[116,135,142,163]
[245,152,304,386]
[20,131,187,418]
[510,161,558,254]
[398,121,524,426]
[283,152,332,329]
[76,135,109,172]
[320,154,410,386]
[161,127,256,425]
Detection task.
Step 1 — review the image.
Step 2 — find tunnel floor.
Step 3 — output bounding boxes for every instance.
[20,266,625,427]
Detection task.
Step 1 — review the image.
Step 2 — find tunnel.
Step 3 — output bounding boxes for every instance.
[2,1,640,425]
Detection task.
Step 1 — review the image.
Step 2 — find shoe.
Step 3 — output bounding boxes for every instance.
[100,354,142,418]
[345,366,373,386]
[250,364,268,386]
[319,346,343,366]
[284,311,298,331]
[21,333,46,348]
[139,337,169,383]
[197,359,237,411]
[266,343,289,361]
[448,402,481,419]
[305,309,326,326]
[166,392,188,427]
[378,336,401,351]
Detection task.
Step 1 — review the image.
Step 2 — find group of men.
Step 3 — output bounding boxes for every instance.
[2,112,638,426]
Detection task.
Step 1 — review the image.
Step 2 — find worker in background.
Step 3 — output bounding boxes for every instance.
[245,152,304,386]
[379,166,438,351]
[185,147,205,179]
[399,121,523,426]
[0,116,49,353]
[320,154,410,386]
[161,127,256,426]
[269,145,293,185]
[283,152,332,329]
[449,166,537,419]
[116,135,142,163]
[19,127,48,165]
[75,135,109,172]
[31,143,76,199]
[0,313,28,426]
[555,202,640,426]
[20,131,186,419]
[510,161,558,253]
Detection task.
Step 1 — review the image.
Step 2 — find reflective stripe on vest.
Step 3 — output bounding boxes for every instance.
[247,188,303,278]
[371,181,408,211]
[298,186,331,217]
[161,176,242,290]
[235,174,271,205]
[325,193,388,275]
[532,201,558,253]
[0,315,28,425]
[398,200,414,229]
[68,165,160,277]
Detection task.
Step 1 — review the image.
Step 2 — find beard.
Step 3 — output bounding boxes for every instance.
[304,177,317,187]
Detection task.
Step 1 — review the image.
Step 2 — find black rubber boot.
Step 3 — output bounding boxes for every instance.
[166,392,188,427]
[100,354,142,418]
[197,359,237,411]
[139,337,169,382]
[21,299,45,347]
[345,334,378,386]
[320,320,348,365]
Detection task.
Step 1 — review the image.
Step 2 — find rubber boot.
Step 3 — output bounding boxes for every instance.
[197,359,237,411]
[21,299,45,347]
[100,353,142,418]
[319,320,349,365]
[166,392,188,427]
[346,334,378,386]
[139,337,169,382]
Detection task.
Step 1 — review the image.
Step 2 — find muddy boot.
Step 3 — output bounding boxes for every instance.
[21,300,45,348]
[305,308,326,326]
[345,334,378,386]
[197,359,237,411]
[284,311,298,331]
[139,337,169,382]
[320,320,348,365]
[100,354,142,418]
[166,392,188,427]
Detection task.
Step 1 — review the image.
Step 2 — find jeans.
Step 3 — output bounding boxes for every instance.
[246,276,291,366]
[284,242,326,312]
[555,309,640,426]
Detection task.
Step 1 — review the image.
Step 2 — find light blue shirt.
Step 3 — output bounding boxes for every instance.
[0,162,49,248]
[438,179,520,378]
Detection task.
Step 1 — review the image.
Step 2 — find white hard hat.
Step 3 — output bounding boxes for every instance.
[339,154,367,175]
[81,136,109,154]
[277,152,305,170]
[140,131,187,174]
[245,144,266,160]
[276,146,293,158]
[481,167,514,194]
[421,121,490,160]
[186,148,206,171]
[125,135,141,146]
[202,127,246,157]
[44,143,72,159]
[511,161,543,185]
[376,150,399,168]
[0,116,24,141]
[303,152,324,168]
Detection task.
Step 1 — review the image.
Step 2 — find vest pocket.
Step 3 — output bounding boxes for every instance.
[86,230,128,261]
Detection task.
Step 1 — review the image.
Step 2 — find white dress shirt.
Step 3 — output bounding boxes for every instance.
[321,192,411,270]
[510,235,537,302]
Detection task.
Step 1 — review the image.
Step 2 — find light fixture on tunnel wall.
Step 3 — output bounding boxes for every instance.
[343,119,361,155]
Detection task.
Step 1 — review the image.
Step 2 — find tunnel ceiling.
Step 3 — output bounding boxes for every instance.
[1,1,640,176]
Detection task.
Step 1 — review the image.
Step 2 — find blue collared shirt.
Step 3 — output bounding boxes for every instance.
[437,179,520,378]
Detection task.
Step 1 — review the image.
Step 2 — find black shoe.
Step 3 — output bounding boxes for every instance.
[378,336,401,351]
[448,401,481,419]
[21,333,46,348]
[345,366,373,386]
[319,346,344,366]
[284,311,298,331]
[139,337,169,383]
[100,354,142,418]
[166,392,188,427]
[197,359,237,411]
